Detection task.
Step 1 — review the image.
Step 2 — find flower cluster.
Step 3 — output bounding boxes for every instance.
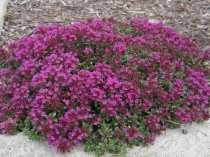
[0,119,16,134]
[0,18,209,156]
[124,127,141,142]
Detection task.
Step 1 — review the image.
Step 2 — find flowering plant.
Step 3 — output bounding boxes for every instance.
[0,18,209,156]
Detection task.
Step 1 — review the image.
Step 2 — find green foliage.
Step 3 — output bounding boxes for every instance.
[119,27,134,36]
[95,144,106,157]
[107,139,127,155]
[84,141,96,152]
[136,51,149,59]
[1,62,8,68]
[17,117,41,140]
[83,116,148,156]
[203,61,209,68]
[160,80,172,92]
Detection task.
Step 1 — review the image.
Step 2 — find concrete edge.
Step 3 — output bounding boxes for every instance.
[0,0,9,35]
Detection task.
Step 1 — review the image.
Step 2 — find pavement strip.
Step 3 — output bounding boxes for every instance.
[0,0,9,35]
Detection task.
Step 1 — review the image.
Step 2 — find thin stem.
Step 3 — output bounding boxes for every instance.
[166,120,207,136]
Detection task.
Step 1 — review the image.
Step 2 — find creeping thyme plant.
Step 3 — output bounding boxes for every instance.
[0,18,209,156]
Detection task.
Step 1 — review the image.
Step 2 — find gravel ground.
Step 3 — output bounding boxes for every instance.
[0,0,210,49]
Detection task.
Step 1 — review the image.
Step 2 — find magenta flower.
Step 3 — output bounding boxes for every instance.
[84,47,93,55]
[113,42,127,55]
[124,127,141,142]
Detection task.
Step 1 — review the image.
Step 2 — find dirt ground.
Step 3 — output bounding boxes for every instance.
[0,0,210,49]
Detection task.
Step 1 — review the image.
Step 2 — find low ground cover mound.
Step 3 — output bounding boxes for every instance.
[0,18,209,156]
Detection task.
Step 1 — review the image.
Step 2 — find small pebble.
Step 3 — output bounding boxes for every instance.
[182,129,188,134]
